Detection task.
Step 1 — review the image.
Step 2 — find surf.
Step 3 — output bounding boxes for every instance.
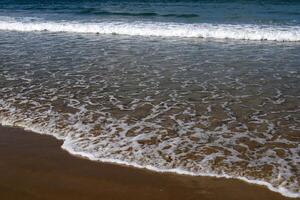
[1,17,300,41]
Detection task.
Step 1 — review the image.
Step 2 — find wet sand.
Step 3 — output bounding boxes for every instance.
[0,125,297,200]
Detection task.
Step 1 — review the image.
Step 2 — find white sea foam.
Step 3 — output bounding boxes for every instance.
[0,117,299,199]
[61,141,300,199]
[1,30,300,199]
[0,17,300,41]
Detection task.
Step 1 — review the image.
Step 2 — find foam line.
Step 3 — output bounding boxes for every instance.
[0,17,300,41]
[0,118,299,198]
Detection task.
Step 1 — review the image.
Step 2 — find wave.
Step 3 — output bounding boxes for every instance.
[78,9,199,18]
[0,117,299,199]
[0,17,300,41]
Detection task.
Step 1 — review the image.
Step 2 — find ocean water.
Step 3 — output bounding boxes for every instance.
[0,0,300,198]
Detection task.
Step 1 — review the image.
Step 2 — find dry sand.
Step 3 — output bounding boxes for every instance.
[0,125,298,200]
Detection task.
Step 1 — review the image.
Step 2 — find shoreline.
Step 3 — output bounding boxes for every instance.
[1,117,300,199]
[0,125,298,200]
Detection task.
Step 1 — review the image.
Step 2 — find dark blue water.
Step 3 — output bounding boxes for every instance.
[1,0,300,25]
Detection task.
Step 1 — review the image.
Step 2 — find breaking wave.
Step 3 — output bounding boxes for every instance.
[0,17,300,41]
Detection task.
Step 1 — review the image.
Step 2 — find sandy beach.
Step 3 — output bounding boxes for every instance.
[0,125,297,200]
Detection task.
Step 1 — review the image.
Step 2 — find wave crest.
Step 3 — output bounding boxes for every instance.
[78,9,199,18]
[0,17,300,41]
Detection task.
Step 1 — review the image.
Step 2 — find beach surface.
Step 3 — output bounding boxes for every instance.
[0,125,297,200]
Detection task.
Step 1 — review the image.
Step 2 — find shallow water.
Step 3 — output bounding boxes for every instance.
[1,0,300,197]
[0,31,299,197]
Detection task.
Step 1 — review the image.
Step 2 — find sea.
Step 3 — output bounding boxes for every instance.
[0,0,299,198]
